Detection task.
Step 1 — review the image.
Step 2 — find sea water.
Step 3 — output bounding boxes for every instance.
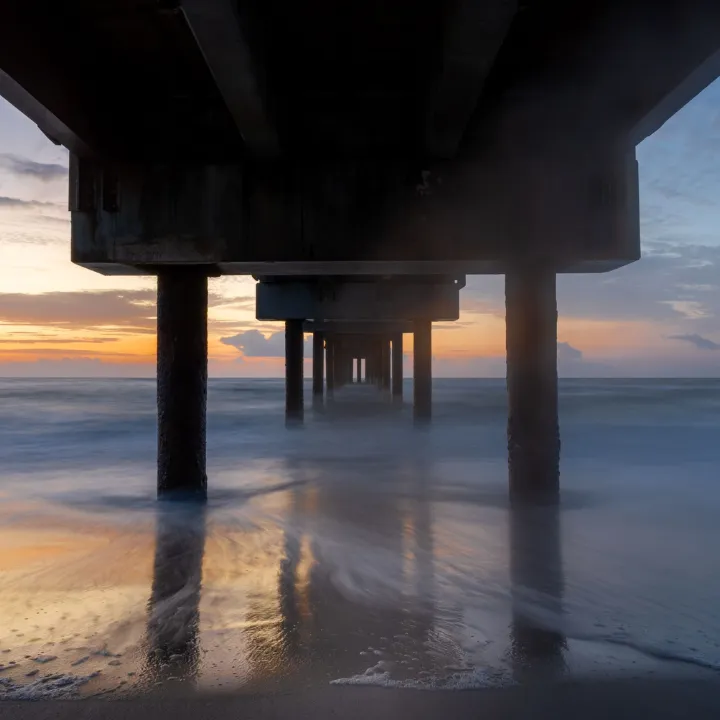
[0,378,718,698]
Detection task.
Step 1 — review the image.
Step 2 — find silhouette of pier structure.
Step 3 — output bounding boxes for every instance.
[3,0,719,500]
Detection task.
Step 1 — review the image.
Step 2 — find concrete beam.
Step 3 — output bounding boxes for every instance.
[71,162,244,272]
[0,4,101,156]
[70,148,639,275]
[329,334,383,359]
[303,321,413,335]
[181,0,279,157]
[258,280,460,322]
[463,0,720,149]
[0,70,93,156]
[424,0,516,158]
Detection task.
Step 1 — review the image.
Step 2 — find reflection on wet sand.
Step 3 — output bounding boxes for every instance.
[132,455,567,691]
[509,497,566,681]
[144,503,207,686]
[139,453,568,691]
[239,455,444,686]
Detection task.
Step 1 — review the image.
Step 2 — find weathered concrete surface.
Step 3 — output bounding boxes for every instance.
[69,151,639,275]
[70,161,243,274]
[256,279,460,321]
[4,0,720,160]
[506,266,560,503]
[156,269,208,498]
[5,1,720,276]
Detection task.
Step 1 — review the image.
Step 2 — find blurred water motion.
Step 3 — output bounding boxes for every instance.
[0,378,718,699]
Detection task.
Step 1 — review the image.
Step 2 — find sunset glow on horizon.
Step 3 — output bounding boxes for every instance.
[2,78,720,378]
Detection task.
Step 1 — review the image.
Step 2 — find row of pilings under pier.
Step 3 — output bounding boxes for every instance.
[305,330,409,407]
[156,267,560,505]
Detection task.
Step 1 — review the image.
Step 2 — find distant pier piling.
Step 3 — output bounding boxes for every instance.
[312,331,324,405]
[413,321,432,422]
[392,333,403,399]
[326,335,335,397]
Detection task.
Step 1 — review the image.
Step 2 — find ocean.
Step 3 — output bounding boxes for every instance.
[0,378,718,699]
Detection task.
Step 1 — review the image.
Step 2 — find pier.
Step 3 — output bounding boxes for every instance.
[2,0,720,500]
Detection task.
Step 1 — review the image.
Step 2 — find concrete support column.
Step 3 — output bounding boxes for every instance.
[285,320,304,425]
[413,320,432,422]
[374,341,383,389]
[326,336,335,396]
[392,333,403,399]
[506,266,559,503]
[312,331,324,403]
[157,268,208,499]
[336,348,345,388]
[381,339,391,391]
[356,357,362,383]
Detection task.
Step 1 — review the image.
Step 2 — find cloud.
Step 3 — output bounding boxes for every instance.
[211,295,255,311]
[557,341,583,362]
[0,154,68,181]
[0,196,62,209]
[0,347,141,358]
[221,329,312,358]
[464,245,720,330]
[0,290,156,330]
[0,336,118,344]
[0,288,259,336]
[0,358,153,378]
[669,333,720,351]
[556,341,615,376]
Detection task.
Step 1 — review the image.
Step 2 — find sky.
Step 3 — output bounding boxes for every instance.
[1,80,720,377]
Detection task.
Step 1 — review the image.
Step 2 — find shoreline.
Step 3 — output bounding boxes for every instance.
[2,679,720,719]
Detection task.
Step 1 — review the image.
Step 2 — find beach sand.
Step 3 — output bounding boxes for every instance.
[2,680,720,719]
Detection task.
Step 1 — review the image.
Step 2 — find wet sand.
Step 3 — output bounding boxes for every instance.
[2,680,720,719]
[1,381,720,703]
[1,490,716,700]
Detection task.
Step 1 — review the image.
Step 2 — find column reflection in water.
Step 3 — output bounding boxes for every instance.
[277,485,304,663]
[241,454,440,684]
[509,496,566,680]
[145,502,207,685]
[398,457,437,677]
[241,464,316,682]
